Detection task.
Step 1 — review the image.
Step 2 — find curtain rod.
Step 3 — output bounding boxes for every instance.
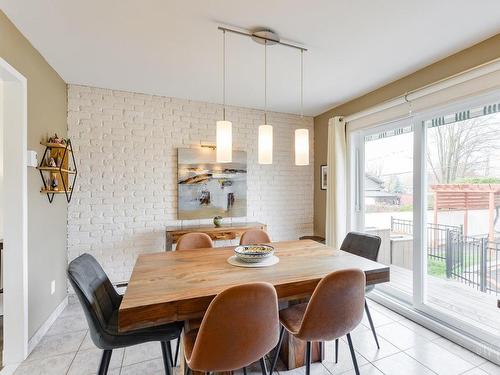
[217,26,307,52]
[344,57,500,123]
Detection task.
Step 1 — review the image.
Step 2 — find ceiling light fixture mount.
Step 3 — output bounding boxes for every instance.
[217,26,307,52]
[251,28,280,46]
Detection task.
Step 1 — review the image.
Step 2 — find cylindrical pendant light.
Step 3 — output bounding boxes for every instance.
[216,120,232,162]
[258,40,273,164]
[295,128,309,166]
[216,29,232,163]
[258,124,273,164]
[295,49,309,166]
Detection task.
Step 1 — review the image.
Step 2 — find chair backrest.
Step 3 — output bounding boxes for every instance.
[188,282,279,372]
[239,229,271,245]
[176,232,214,251]
[340,232,381,262]
[67,253,121,348]
[297,269,365,341]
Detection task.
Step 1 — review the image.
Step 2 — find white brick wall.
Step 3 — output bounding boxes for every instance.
[67,85,314,282]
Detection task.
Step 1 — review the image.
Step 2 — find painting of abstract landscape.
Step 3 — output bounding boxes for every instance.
[177,148,247,220]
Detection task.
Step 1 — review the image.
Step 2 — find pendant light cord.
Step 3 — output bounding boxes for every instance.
[300,49,304,118]
[264,40,268,124]
[222,29,226,121]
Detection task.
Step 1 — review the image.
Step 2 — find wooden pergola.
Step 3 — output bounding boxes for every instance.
[431,184,500,241]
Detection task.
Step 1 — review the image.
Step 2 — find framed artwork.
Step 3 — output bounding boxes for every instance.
[321,165,327,190]
[177,148,247,220]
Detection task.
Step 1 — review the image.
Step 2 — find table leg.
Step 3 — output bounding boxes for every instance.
[279,331,323,370]
[166,233,173,251]
[277,298,324,370]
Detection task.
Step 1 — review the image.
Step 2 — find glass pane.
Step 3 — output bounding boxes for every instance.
[424,103,500,333]
[364,125,414,297]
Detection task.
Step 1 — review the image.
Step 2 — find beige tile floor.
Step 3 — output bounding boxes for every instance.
[12,298,500,375]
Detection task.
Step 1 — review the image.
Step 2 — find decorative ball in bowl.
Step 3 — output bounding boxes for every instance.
[234,244,275,263]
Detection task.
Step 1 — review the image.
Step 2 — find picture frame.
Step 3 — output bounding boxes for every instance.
[177,148,247,220]
[321,165,327,190]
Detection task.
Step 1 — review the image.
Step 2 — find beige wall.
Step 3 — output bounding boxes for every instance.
[0,11,68,338]
[314,33,500,237]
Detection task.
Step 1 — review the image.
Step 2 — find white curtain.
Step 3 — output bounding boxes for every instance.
[325,116,347,248]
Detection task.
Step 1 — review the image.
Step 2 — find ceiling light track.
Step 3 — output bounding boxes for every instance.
[217,26,307,52]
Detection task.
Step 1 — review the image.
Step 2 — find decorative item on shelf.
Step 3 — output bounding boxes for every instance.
[50,174,59,191]
[47,133,67,145]
[213,216,223,227]
[37,137,78,203]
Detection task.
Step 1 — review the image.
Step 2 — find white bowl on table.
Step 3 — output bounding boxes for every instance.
[234,244,275,263]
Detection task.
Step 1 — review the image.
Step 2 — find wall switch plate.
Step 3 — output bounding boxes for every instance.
[27,150,38,167]
[51,280,55,295]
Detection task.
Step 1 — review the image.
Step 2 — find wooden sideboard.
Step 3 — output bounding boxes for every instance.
[165,222,267,250]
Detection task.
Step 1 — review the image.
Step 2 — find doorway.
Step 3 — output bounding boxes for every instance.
[350,89,500,349]
[0,57,28,371]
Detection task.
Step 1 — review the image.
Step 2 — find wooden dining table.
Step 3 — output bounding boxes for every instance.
[119,239,390,371]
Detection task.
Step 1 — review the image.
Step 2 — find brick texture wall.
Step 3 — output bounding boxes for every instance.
[67,85,314,282]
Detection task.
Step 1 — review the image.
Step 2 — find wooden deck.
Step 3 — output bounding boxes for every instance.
[388,265,500,332]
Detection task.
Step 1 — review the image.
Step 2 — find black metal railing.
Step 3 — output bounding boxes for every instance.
[390,217,500,295]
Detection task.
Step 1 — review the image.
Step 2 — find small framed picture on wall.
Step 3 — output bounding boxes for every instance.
[321,165,327,190]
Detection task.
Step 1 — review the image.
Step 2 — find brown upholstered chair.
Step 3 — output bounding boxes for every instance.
[340,232,382,355]
[176,232,214,251]
[174,232,214,365]
[183,282,280,375]
[239,229,271,245]
[270,269,366,375]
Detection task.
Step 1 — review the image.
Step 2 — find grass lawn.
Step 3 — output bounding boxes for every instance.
[428,258,446,278]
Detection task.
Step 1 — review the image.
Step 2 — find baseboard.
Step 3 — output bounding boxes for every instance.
[0,364,20,375]
[369,291,500,365]
[27,296,68,354]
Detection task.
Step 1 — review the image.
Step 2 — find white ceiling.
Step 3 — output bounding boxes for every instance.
[1,1,500,116]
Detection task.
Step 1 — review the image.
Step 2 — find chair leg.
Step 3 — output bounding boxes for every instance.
[174,337,181,367]
[305,341,312,375]
[335,338,339,363]
[365,300,380,349]
[346,333,360,375]
[260,358,268,375]
[184,358,191,375]
[269,325,285,375]
[166,340,174,367]
[98,349,112,375]
[243,367,247,375]
[161,341,173,375]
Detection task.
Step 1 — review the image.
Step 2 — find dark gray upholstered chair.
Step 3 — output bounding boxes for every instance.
[337,232,381,362]
[68,253,183,375]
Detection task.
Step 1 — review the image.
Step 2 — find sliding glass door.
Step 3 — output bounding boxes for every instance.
[357,120,414,301]
[421,96,500,342]
[351,90,500,346]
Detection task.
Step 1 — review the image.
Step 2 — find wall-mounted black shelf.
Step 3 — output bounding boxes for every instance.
[37,139,78,203]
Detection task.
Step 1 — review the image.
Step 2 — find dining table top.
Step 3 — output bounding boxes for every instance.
[118,239,390,332]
